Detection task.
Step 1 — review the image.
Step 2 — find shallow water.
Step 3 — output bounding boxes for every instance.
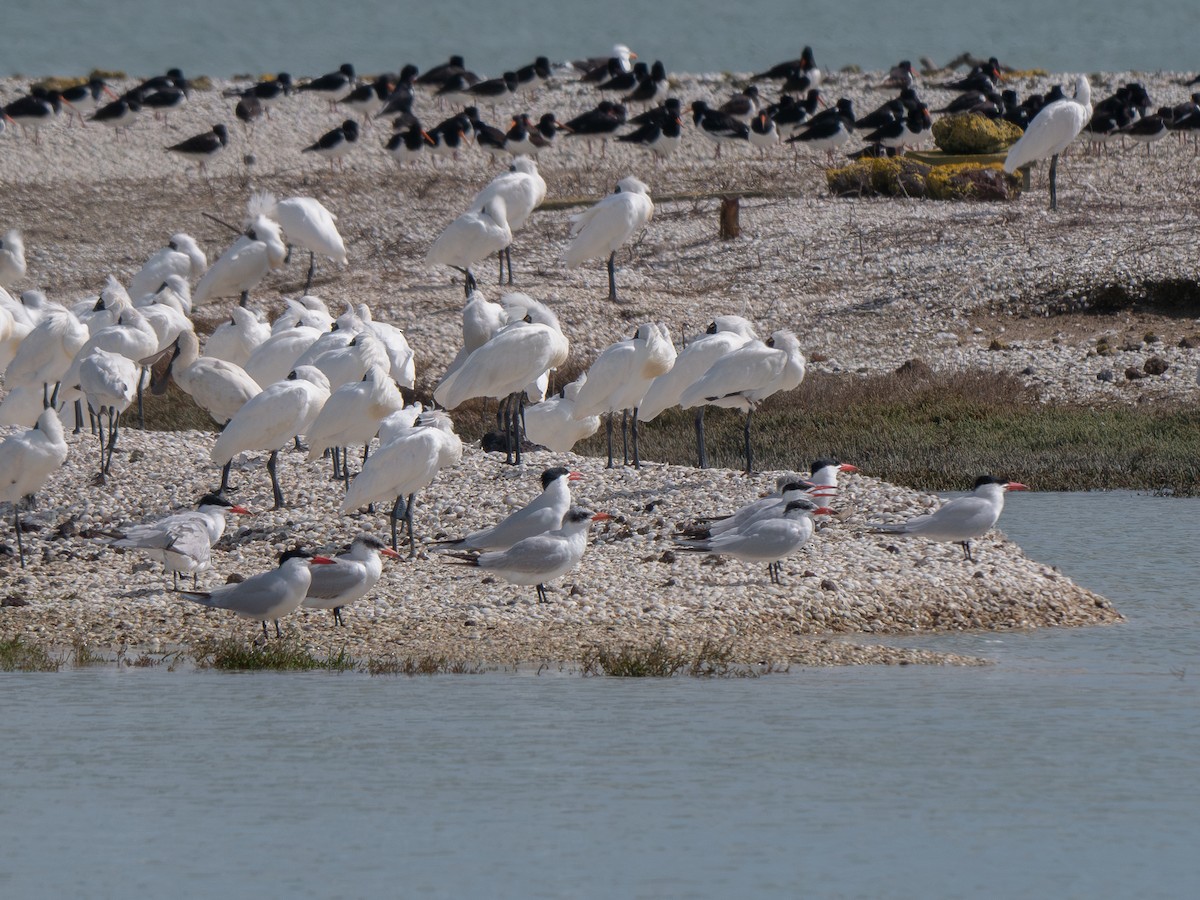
[6,0,1197,79]
[1,491,1198,897]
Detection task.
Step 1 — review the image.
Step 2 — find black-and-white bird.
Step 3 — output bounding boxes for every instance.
[166,124,228,174]
[385,123,434,166]
[617,111,683,160]
[753,46,818,84]
[302,119,360,171]
[563,101,626,155]
[298,63,357,107]
[691,100,750,157]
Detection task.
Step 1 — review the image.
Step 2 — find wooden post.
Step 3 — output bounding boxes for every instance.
[719,195,741,240]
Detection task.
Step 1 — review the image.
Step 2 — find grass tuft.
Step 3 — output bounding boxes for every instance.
[192,638,357,672]
[0,636,61,672]
[365,655,484,676]
[580,639,771,677]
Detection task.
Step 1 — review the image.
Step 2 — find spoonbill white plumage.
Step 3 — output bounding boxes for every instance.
[571,322,675,467]
[0,229,27,288]
[248,192,347,292]
[469,157,547,284]
[191,215,287,307]
[2,308,89,413]
[678,329,806,474]
[638,316,758,467]
[1004,75,1092,210]
[127,233,207,300]
[302,534,400,625]
[444,507,610,604]
[77,346,139,480]
[113,492,250,588]
[357,305,415,390]
[306,364,405,484]
[179,548,336,640]
[155,327,262,419]
[869,475,1029,561]
[433,301,568,463]
[210,366,331,508]
[426,195,512,296]
[433,467,582,552]
[0,406,70,567]
[308,329,388,390]
[243,323,324,388]
[563,176,654,302]
[523,375,601,453]
[203,305,271,367]
[341,409,462,555]
[676,498,831,584]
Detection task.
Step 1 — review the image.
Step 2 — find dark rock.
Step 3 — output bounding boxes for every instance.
[1021,365,1036,376]
[820,579,838,591]
[1,595,30,607]
[1143,356,1169,375]
[1124,366,1147,381]
[226,573,246,584]
[895,358,933,379]
[658,550,676,563]
[1096,369,1115,382]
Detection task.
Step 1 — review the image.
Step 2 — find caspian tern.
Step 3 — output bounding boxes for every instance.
[869,475,1029,561]
[113,492,250,588]
[180,548,336,639]
[433,467,581,552]
[303,534,400,625]
[445,507,610,603]
[676,498,831,584]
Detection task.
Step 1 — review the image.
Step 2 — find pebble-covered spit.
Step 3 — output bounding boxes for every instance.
[0,66,1155,664]
[0,424,1120,667]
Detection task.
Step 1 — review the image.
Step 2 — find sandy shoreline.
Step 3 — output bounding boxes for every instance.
[0,66,1168,665]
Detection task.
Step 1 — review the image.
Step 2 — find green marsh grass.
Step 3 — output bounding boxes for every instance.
[192,638,358,672]
[0,636,61,671]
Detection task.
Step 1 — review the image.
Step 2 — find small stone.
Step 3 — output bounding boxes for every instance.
[1143,356,1168,376]
[1,595,30,607]
[658,550,676,563]
[820,579,838,591]
[1096,369,1115,382]
[1124,366,1147,381]
[1021,365,1036,376]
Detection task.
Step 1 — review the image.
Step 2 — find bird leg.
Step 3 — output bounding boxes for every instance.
[1048,153,1059,211]
[137,367,147,428]
[621,409,629,466]
[961,541,974,562]
[274,619,283,639]
[606,251,619,302]
[304,251,316,294]
[406,491,417,558]
[107,409,120,474]
[261,621,270,640]
[333,607,344,627]
[266,450,285,509]
[694,408,708,469]
[219,460,233,496]
[605,412,615,469]
[238,290,250,308]
[505,246,514,285]
[330,446,341,480]
[496,248,505,284]
[95,412,107,482]
[13,505,25,569]
[73,399,84,435]
[743,408,754,475]
[390,494,406,552]
[631,407,641,469]
[536,583,548,603]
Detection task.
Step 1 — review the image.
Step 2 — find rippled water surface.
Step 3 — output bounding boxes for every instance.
[6,0,1198,78]
[2,492,1198,898]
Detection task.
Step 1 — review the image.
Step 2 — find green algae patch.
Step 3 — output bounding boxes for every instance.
[826,156,1020,200]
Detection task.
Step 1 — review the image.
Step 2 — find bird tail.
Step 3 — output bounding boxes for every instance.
[672,539,712,552]
[177,590,216,606]
[428,538,467,551]
[867,523,909,534]
[439,552,480,566]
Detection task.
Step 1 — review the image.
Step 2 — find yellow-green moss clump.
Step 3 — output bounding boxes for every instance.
[826,158,1021,201]
[932,113,1024,154]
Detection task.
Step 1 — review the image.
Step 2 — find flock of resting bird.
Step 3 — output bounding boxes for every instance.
[4,45,1199,204]
[0,45,1079,638]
